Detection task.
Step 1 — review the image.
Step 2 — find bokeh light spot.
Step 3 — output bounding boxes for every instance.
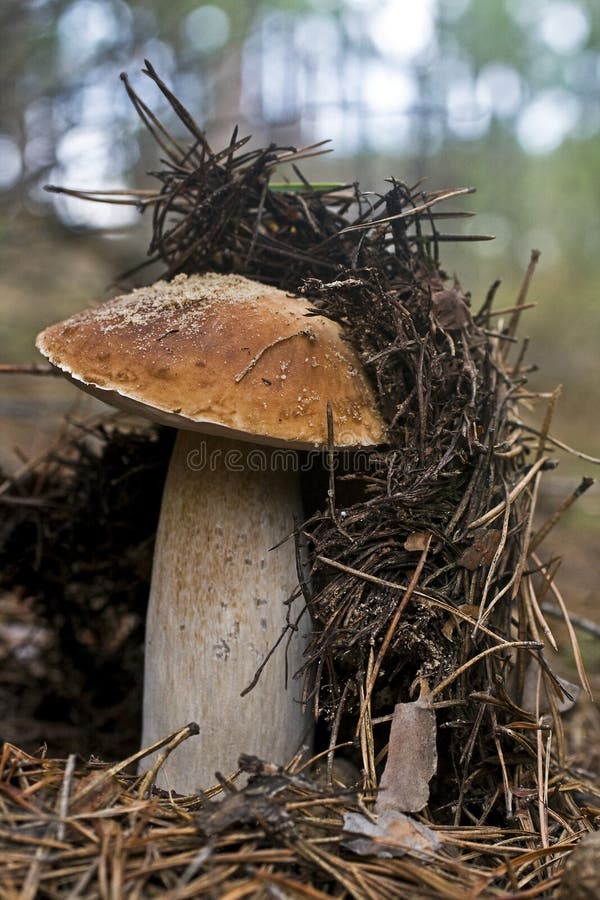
[476,63,522,119]
[539,1,590,55]
[0,135,22,191]
[183,5,231,55]
[516,88,580,154]
[368,0,436,61]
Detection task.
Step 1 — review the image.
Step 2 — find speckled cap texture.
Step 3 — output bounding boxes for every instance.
[36,272,386,450]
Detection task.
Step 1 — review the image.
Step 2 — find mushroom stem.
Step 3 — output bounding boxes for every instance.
[140,431,312,793]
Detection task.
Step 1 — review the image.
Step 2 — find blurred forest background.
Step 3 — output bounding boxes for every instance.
[1,1,599,640]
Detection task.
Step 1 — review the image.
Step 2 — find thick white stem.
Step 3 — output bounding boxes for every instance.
[140,431,311,793]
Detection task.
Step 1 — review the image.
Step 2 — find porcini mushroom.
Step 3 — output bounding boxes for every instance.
[36,272,385,793]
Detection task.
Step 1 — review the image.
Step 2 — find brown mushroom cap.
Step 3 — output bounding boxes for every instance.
[36,272,386,450]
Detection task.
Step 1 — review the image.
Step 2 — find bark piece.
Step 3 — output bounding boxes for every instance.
[377,690,437,813]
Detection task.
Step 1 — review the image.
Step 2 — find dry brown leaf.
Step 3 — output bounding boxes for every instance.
[457,529,502,571]
[70,772,123,814]
[342,809,440,858]
[431,288,473,330]
[442,603,481,639]
[377,688,437,813]
[404,530,432,551]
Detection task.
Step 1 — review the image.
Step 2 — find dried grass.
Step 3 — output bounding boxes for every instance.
[1,729,596,898]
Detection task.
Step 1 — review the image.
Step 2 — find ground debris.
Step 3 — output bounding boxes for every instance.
[0,740,593,898]
[0,417,172,758]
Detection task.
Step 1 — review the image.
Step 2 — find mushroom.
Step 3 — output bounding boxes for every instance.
[36,272,385,793]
